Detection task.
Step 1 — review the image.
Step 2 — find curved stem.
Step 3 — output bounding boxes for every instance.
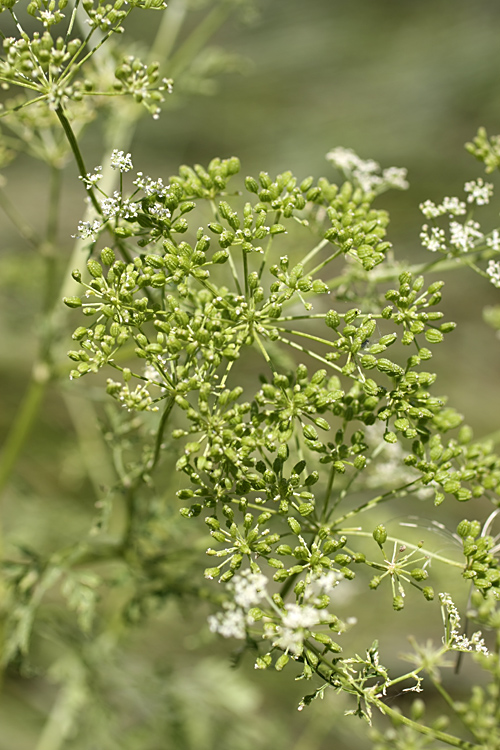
[370,696,479,750]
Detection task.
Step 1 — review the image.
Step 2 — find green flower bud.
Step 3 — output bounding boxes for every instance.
[393,595,404,611]
[373,524,387,546]
[63,296,82,308]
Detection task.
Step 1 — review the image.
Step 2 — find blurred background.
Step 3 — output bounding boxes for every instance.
[2,0,500,747]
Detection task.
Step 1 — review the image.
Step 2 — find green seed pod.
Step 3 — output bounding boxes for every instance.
[288,517,302,535]
[373,524,387,546]
[425,328,444,344]
[393,595,404,611]
[410,568,428,581]
[63,296,82,308]
[101,247,116,265]
[275,653,289,671]
[245,176,259,193]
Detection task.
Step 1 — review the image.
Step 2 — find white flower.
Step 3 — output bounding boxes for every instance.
[439,592,489,655]
[449,220,483,252]
[72,219,102,241]
[133,172,168,197]
[420,197,466,219]
[420,224,447,252]
[232,570,268,608]
[100,192,138,220]
[268,603,320,655]
[382,166,409,191]
[326,147,368,173]
[440,196,467,216]
[486,229,500,251]
[79,166,103,190]
[487,260,500,288]
[208,607,246,640]
[306,570,342,598]
[420,200,441,219]
[110,149,133,173]
[148,202,171,219]
[282,603,319,630]
[464,178,493,206]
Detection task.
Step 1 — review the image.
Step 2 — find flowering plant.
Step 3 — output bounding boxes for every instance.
[2,3,500,748]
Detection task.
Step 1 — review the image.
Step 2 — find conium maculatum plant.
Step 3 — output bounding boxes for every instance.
[3,1,500,747]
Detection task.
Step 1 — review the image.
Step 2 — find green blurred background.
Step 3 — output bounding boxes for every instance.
[2,0,500,747]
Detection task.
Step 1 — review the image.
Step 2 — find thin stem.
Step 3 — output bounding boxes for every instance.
[320,464,336,523]
[332,480,421,526]
[55,105,101,213]
[370,696,479,750]
[339,529,463,568]
[146,395,176,474]
[254,331,277,374]
[301,237,329,268]
[308,247,343,277]
[275,333,344,374]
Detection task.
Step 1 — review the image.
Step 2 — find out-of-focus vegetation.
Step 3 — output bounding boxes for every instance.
[1,1,500,749]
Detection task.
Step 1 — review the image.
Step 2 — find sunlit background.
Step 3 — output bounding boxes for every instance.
[1,1,500,747]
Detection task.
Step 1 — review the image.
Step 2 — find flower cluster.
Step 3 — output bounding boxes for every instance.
[439,593,489,655]
[326,147,408,195]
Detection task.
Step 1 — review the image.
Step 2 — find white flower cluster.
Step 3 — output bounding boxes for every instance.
[487,260,500,289]
[79,166,103,191]
[486,229,500,252]
[420,219,484,254]
[110,149,134,173]
[439,592,489,655]
[133,172,168,197]
[464,178,494,205]
[326,147,408,195]
[101,193,138,220]
[73,219,102,242]
[449,220,483,252]
[208,569,268,640]
[420,225,447,253]
[419,197,466,219]
[267,603,320,656]
[208,567,346,656]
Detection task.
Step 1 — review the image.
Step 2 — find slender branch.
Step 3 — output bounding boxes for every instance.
[370,696,479,750]
[55,105,101,213]
[339,529,463,568]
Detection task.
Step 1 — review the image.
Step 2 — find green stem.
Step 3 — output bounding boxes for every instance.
[332,480,420,526]
[370,696,479,750]
[339,529,463,568]
[146,395,176,474]
[301,237,329,268]
[55,105,101,213]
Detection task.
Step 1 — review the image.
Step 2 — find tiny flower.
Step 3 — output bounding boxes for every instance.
[420,224,447,252]
[79,166,103,190]
[449,220,483,252]
[382,166,409,191]
[72,219,102,241]
[464,178,494,206]
[208,607,246,640]
[232,569,268,608]
[486,260,500,288]
[440,196,466,216]
[110,149,133,172]
[486,229,500,251]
